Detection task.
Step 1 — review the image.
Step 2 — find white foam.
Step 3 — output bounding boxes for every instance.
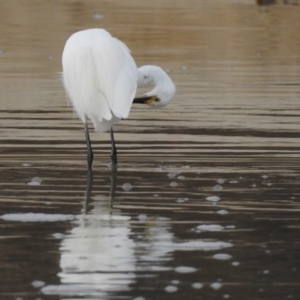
[229,180,238,184]
[175,266,197,273]
[171,280,180,285]
[217,210,228,215]
[232,261,240,266]
[213,184,223,191]
[138,214,147,222]
[213,253,232,260]
[176,197,189,203]
[217,179,225,184]
[27,181,40,186]
[195,224,224,232]
[226,225,235,229]
[27,177,42,186]
[0,213,74,222]
[181,165,190,169]
[22,163,31,167]
[168,172,177,179]
[52,233,65,239]
[165,285,178,293]
[192,282,203,289]
[206,196,220,202]
[177,176,185,180]
[262,175,268,179]
[210,282,222,290]
[170,182,178,187]
[32,280,45,288]
[174,240,232,251]
[122,183,132,191]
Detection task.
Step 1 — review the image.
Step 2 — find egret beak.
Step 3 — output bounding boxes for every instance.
[133,96,157,105]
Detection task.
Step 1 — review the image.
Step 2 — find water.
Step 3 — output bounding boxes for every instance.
[0,0,300,299]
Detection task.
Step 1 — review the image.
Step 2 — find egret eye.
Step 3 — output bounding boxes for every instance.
[156,97,161,102]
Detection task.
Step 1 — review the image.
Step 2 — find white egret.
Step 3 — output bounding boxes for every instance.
[62,28,176,168]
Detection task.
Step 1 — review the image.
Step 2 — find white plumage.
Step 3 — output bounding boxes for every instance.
[62,28,137,132]
[62,28,176,168]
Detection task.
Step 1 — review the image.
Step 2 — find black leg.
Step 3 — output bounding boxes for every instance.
[84,123,93,169]
[110,127,117,166]
[83,167,93,214]
[109,166,117,209]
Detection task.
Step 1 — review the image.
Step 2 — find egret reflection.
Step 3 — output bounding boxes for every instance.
[42,168,233,298]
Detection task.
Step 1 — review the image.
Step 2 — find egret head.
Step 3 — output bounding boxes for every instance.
[135,65,176,107]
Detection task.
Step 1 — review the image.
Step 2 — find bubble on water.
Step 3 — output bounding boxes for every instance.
[291,196,295,200]
[252,184,256,187]
[52,233,64,239]
[22,163,31,167]
[263,270,269,274]
[213,184,223,191]
[195,224,224,233]
[175,266,197,273]
[232,261,240,266]
[154,167,163,172]
[93,13,104,19]
[262,175,268,179]
[217,179,225,184]
[138,214,147,222]
[181,66,188,70]
[153,194,159,197]
[229,180,238,184]
[170,182,178,187]
[165,285,178,293]
[171,280,180,285]
[0,213,74,222]
[122,183,132,191]
[217,210,228,215]
[206,196,220,202]
[27,177,43,186]
[32,280,45,288]
[223,294,230,299]
[134,297,146,300]
[213,253,232,260]
[177,175,185,180]
[210,282,222,290]
[168,172,177,178]
[181,165,190,169]
[226,225,235,229]
[32,177,42,183]
[192,282,203,289]
[176,197,189,203]
[266,183,272,186]
[27,181,40,186]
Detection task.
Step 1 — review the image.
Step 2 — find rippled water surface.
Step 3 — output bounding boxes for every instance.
[1,1,300,299]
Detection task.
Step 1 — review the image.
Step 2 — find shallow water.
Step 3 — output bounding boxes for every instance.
[1,0,300,299]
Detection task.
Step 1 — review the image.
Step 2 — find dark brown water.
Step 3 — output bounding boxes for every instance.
[0,1,300,299]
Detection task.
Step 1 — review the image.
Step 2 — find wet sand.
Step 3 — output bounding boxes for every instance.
[0,1,300,299]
